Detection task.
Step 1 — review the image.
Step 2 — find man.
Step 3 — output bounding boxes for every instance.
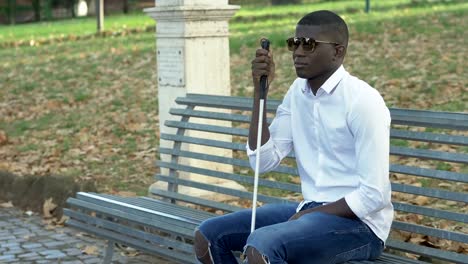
[193,10,393,264]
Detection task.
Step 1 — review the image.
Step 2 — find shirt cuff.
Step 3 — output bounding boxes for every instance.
[246,137,275,157]
[345,190,369,219]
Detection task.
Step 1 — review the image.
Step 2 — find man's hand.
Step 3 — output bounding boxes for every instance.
[288,199,359,221]
[288,211,306,221]
[251,47,275,94]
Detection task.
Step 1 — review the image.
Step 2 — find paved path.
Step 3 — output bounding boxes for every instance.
[0,207,175,263]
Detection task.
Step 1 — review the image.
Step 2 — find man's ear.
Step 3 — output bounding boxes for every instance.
[335,45,346,59]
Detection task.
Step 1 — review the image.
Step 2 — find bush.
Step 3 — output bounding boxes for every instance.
[271,0,301,5]
[229,0,302,5]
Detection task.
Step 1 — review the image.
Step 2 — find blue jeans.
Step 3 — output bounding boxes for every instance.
[196,202,384,264]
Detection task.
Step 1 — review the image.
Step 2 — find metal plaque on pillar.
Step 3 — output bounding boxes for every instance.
[157,47,185,87]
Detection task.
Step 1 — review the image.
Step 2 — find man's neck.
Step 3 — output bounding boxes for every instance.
[307,66,339,96]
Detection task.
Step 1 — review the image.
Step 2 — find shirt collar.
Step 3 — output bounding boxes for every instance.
[301,65,347,95]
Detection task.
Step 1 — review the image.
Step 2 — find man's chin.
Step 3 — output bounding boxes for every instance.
[295,69,311,79]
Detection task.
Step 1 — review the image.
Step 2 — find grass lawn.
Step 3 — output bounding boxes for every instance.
[0,0,466,197]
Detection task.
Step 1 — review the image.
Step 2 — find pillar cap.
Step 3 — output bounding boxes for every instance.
[144,5,240,22]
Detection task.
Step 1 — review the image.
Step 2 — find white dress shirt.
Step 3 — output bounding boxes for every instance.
[246,65,393,242]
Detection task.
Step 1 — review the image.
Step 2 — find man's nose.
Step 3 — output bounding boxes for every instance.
[294,44,307,57]
[294,48,306,57]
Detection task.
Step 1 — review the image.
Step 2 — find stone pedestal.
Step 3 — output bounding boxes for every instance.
[145,1,246,201]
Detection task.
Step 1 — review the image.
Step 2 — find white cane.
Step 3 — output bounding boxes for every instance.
[251,38,270,233]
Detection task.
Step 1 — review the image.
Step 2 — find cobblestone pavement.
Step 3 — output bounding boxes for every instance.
[0,207,176,263]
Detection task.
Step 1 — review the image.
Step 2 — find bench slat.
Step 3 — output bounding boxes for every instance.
[391,183,467,202]
[149,189,242,213]
[390,129,468,146]
[157,161,301,193]
[161,133,245,150]
[348,253,426,264]
[391,221,468,243]
[66,219,196,264]
[369,253,426,264]
[159,147,298,176]
[386,239,468,263]
[165,120,248,136]
[170,108,253,123]
[64,209,193,253]
[156,174,296,205]
[393,202,467,223]
[176,94,280,113]
[390,146,468,163]
[389,108,468,130]
[390,164,467,183]
[67,197,196,237]
[90,194,213,222]
[75,193,201,225]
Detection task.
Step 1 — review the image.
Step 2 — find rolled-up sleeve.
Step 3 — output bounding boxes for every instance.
[246,91,293,173]
[345,91,392,219]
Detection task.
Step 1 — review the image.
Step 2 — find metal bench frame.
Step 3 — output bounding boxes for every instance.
[65,94,468,264]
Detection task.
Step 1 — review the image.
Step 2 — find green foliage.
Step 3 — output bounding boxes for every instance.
[436,162,453,171]
[391,139,410,147]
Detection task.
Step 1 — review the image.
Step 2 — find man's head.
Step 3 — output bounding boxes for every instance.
[291,10,348,80]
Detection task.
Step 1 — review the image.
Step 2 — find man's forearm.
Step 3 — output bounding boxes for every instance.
[294,198,358,220]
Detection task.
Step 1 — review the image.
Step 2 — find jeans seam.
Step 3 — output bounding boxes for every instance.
[333,227,370,234]
[332,243,370,263]
[208,230,250,264]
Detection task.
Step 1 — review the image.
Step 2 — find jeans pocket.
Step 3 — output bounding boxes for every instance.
[332,243,370,264]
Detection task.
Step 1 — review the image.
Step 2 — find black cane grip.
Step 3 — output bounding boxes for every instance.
[259,38,270,100]
[261,38,270,51]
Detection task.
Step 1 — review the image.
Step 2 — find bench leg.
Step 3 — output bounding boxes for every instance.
[102,240,114,264]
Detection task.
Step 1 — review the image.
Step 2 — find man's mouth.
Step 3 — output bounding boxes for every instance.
[294,62,308,68]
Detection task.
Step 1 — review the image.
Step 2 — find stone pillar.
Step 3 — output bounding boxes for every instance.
[145,0,246,201]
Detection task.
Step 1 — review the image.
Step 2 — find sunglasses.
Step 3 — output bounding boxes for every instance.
[286,37,340,52]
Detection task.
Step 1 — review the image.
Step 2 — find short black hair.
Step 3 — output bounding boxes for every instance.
[298,10,349,47]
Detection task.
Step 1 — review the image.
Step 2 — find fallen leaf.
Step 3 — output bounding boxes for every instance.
[289,175,301,184]
[52,215,69,226]
[410,235,426,244]
[43,198,57,219]
[413,196,429,206]
[82,245,99,256]
[121,250,139,257]
[0,201,14,208]
[115,191,137,197]
[0,130,8,145]
[438,182,452,188]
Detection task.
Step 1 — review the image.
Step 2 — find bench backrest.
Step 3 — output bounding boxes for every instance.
[156,94,468,263]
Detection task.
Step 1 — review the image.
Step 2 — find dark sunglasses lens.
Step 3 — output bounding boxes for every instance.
[303,38,315,51]
[287,38,299,51]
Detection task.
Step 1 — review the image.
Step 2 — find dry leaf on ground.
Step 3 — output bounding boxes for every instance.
[114,191,137,197]
[43,198,57,219]
[0,130,7,145]
[0,201,14,208]
[82,245,99,255]
[413,196,430,206]
[52,215,69,226]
